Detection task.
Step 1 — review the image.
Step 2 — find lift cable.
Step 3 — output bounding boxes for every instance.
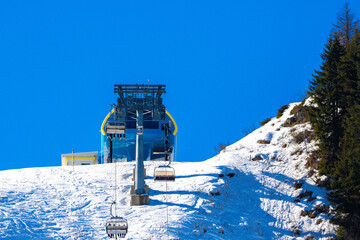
[166,169,169,240]
[174,134,178,162]
[114,157,117,217]
[164,131,170,240]
[113,150,118,240]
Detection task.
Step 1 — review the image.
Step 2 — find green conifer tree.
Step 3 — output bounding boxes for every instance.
[339,32,360,118]
[330,104,360,239]
[308,35,345,176]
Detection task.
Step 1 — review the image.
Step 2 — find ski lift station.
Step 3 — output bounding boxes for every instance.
[61,84,177,238]
[61,84,177,166]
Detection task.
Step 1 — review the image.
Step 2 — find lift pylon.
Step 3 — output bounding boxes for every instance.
[111,84,167,206]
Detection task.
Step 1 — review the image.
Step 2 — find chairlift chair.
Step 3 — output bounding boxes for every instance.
[106,216,128,238]
[154,165,175,181]
[106,122,126,135]
[106,122,126,140]
[106,202,128,238]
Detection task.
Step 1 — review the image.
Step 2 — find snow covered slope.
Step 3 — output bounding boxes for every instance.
[0,102,336,239]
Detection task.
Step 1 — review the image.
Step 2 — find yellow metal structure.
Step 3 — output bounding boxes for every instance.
[100,108,178,136]
[165,110,178,135]
[101,108,115,135]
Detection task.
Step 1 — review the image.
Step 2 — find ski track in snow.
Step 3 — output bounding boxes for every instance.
[0,101,336,239]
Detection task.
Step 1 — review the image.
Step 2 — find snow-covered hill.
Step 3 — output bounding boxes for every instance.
[0,102,336,239]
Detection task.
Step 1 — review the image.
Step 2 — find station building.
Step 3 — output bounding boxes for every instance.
[100,109,177,163]
[61,97,177,166]
[61,151,98,166]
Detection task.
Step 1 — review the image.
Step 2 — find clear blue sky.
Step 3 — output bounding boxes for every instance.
[0,0,359,171]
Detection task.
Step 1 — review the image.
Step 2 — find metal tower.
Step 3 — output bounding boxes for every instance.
[112,84,166,206]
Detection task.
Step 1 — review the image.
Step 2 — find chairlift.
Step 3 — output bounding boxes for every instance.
[106,124,126,135]
[106,202,128,238]
[154,165,175,181]
[106,122,126,140]
[106,123,126,140]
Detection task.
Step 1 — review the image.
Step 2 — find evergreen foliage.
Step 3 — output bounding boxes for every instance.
[339,32,360,116]
[330,104,360,239]
[308,35,345,176]
[308,4,360,238]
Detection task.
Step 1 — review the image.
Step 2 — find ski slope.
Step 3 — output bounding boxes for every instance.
[0,102,336,239]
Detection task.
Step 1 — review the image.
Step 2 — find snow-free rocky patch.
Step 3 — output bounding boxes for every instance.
[0,101,336,239]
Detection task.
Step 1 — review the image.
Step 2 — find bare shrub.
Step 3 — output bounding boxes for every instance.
[304,130,316,142]
[260,117,272,126]
[301,210,309,217]
[293,90,309,103]
[242,125,256,136]
[227,173,235,178]
[293,132,305,144]
[290,104,309,116]
[292,129,316,144]
[308,169,315,177]
[297,190,313,199]
[276,104,289,118]
[283,117,297,127]
[215,143,227,154]
[308,210,318,218]
[294,180,304,190]
[305,151,320,170]
[283,104,310,127]
[252,155,263,161]
[307,196,317,202]
[315,204,330,214]
[291,148,303,156]
[316,178,329,188]
[210,189,221,196]
[291,225,301,236]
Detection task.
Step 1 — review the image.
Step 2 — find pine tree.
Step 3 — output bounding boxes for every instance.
[330,104,360,239]
[308,5,360,239]
[338,32,360,118]
[308,35,345,176]
[332,2,358,46]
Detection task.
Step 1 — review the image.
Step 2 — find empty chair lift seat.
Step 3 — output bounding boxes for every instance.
[106,217,128,238]
[154,165,175,181]
[106,124,126,134]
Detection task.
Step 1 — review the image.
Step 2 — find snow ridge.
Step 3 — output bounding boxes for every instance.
[0,101,335,239]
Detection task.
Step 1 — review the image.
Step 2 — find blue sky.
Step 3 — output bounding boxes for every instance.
[0,0,359,171]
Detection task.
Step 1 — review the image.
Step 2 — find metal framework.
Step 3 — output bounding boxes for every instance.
[113,84,166,123]
[109,84,168,205]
